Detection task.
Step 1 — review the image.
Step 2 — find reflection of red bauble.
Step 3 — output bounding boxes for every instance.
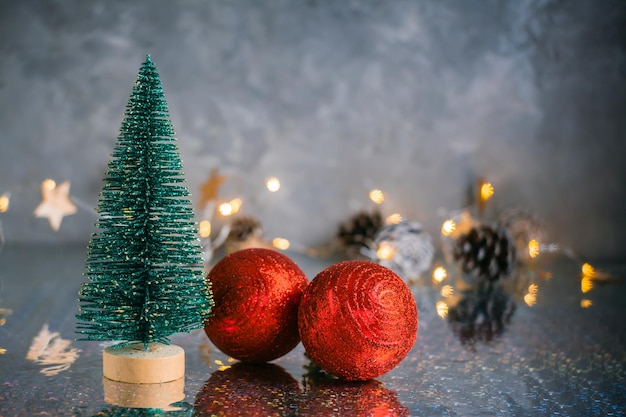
[204,248,308,362]
[298,260,418,381]
[194,363,300,416]
[300,379,409,416]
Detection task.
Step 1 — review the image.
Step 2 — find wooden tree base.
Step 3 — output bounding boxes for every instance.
[103,342,184,383]
[103,376,185,408]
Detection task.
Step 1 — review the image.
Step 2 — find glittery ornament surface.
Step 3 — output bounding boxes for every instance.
[204,248,308,362]
[194,363,300,416]
[298,260,418,381]
[76,55,213,347]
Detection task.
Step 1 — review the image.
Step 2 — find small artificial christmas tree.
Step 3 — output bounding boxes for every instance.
[76,55,213,384]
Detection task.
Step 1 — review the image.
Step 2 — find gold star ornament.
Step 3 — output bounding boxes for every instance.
[34,179,77,231]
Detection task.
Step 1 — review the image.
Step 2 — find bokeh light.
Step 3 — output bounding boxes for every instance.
[369,189,385,204]
[480,182,494,201]
[266,177,281,192]
[272,237,290,250]
[432,266,447,283]
[198,220,211,238]
[441,219,456,236]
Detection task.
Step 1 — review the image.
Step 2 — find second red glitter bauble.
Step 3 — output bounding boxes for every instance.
[298,260,418,381]
[204,248,309,362]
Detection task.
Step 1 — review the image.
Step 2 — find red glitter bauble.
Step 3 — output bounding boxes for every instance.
[204,248,309,362]
[298,260,418,381]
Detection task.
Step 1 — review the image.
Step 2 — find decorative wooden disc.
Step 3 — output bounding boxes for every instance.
[103,343,184,384]
[103,376,185,408]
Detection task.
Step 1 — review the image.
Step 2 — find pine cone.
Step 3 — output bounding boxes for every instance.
[453,224,516,282]
[337,210,383,254]
[227,216,263,243]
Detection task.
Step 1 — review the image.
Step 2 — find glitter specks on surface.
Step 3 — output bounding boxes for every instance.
[0,245,625,415]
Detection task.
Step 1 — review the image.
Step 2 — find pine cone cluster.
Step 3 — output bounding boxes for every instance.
[337,210,383,255]
[453,224,516,282]
[227,216,263,243]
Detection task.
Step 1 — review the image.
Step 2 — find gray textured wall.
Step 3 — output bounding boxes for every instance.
[0,0,625,260]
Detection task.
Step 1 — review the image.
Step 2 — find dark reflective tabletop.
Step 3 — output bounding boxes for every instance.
[1,244,625,416]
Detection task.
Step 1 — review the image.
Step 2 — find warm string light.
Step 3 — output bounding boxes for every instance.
[386,213,402,224]
[265,177,281,192]
[436,301,448,318]
[440,285,454,298]
[198,220,212,238]
[581,263,596,278]
[272,237,290,250]
[524,284,538,307]
[480,182,494,201]
[218,198,242,216]
[441,219,456,236]
[0,194,9,213]
[42,178,57,191]
[369,189,385,204]
[432,266,447,283]
[581,276,593,294]
[376,241,395,260]
[528,239,540,258]
[580,299,593,308]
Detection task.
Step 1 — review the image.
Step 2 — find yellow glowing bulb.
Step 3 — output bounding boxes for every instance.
[581,263,596,277]
[42,179,56,190]
[369,189,385,204]
[524,284,538,306]
[581,276,593,294]
[0,348,6,354]
[218,198,242,216]
[436,301,449,318]
[432,266,447,283]
[272,237,290,250]
[218,202,234,216]
[198,220,211,238]
[528,239,540,258]
[580,299,593,308]
[386,213,402,224]
[441,220,456,236]
[441,285,454,298]
[376,242,395,260]
[480,182,494,201]
[524,293,537,307]
[0,194,9,213]
[229,198,242,213]
[266,177,281,192]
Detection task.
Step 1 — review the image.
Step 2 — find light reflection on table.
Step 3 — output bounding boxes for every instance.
[0,244,624,416]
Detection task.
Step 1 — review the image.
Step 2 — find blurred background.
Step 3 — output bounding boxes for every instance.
[0,0,624,260]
